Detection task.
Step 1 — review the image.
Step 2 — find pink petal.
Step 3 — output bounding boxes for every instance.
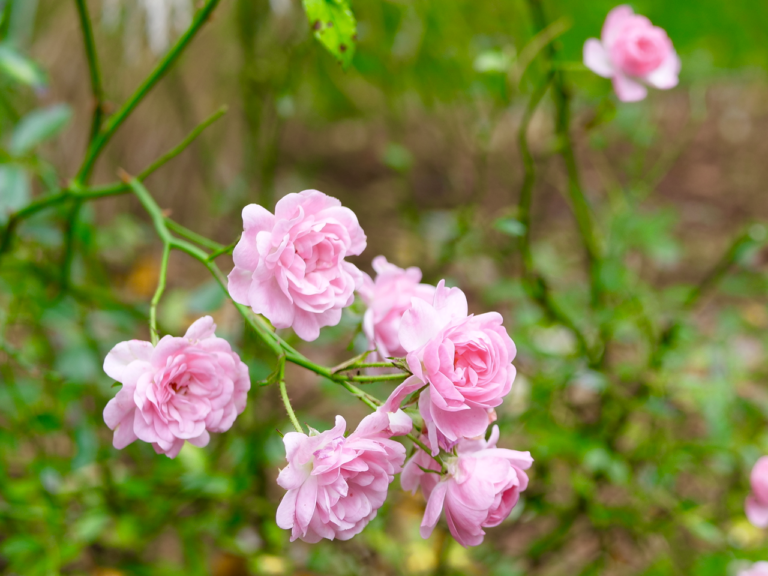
[103,340,154,381]
[295,474,319,533]
[746,495,768,528]
[159,438,185,459]
[387,409,413,436]
[232,231,260,270]
[242,203,276,233]
[227,267,253,304]
[184,315,216,341]
[276,489,298,530]
[399,298,441,352]
[249,275,295,329]
[601,4,635,47]
[645,51,680,89]
[103,386,137,429]
[432,280,468,325]
[278,463,312,491]
[430,403,489,442]
[188,430,210,447]
[612,73,647,102]
[112,416,138,449]
[583,38,613,78]
[383,376,424,412]
[292,308,322,342]
[420,480,448,539]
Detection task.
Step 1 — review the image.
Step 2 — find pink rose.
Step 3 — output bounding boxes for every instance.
[359,256,435,359]
[401,426,533,547]
[102,316,250,458]
[745,456,768,528]
[740,563,768,576]
[583,5,680,102]
[228,190,367,342]
[276,413,407,543]
[398,281,516,453]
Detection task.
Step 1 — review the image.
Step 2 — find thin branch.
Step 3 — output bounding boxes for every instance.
[516,74,595,362]
[73,0,105,141]
[0,105,226,258]
[140,105,227,181]
[278,357,303,433]
[166,219,224,252]
[59,199,82,293]
[651,223,768,366]
[337,361,401,372]
[527,0,603,308]
[149,243,171,345]
[206,238,238,261]
[350,373,408,383]
[75,0,222,183]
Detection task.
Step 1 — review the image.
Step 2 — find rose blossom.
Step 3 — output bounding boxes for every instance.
[358,256,435,359]
[276,411,408,543]
[398,280,516,453]
[228,190,367,342]
[401,426,533,547]
[103,316,250,458]
[583,5,680,102]
[745,456,768,528]
[739,563,768,576]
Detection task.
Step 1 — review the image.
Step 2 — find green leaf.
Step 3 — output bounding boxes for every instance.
[493,217,526,237]
[10,104,72,155]
[302,0,357,68]
[0,164,30,222]
[0,44,46,88]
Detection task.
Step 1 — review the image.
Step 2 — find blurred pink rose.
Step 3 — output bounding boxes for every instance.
[746,456,768,528]
[583,5,680,102]
[103,316,250,458]
[740,563,768,576]
[228,190,367,342]
[276,414,407,543]
[401,426,533,547]
[398,280,516,453]
[358,256,435,359]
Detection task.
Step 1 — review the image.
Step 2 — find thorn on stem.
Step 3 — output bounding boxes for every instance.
[117,168,132,183]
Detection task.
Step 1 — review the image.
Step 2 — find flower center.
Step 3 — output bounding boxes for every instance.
[170,380,187,395]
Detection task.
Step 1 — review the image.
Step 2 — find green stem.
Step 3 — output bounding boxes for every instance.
[75,0,222,183]
[206,239,238,261]
[527,0,602,307]
[408,434,447,474]
[517,74,595,363]
[340,361,400,370]
[149,242,171,345]
[73,0,105,141]
[278,358,303,433]
[59,199,82,293]
[350,373,408,383]
[166,219,224,252]
[140,105,227,181]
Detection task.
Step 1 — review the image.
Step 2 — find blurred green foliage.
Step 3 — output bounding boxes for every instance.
[2,0,768,575]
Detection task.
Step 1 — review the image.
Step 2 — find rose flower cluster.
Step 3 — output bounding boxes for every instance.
[106,5,768,556]
[103,189,530,547]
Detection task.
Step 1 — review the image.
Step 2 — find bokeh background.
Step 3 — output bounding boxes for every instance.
[3,0,768,574]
